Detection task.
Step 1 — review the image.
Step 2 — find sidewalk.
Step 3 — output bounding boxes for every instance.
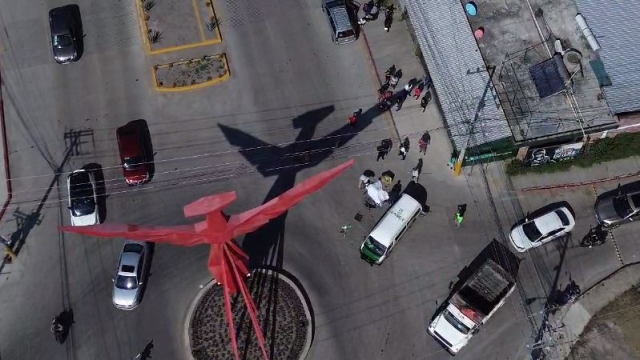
[550,261,640,359]
[510,157,640,191]
[358,13,455,185]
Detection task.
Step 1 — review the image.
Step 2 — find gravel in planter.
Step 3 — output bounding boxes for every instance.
[189,272,308,360]
[156,56,227,88]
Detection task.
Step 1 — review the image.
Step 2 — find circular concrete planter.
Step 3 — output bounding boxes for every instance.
[183,268,313,360]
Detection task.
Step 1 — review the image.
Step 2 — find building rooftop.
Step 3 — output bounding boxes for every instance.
[407,0,619,148]
[407,0,512,150]
[577,0,640,115]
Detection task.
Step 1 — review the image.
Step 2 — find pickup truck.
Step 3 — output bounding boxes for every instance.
[428,242,518,354]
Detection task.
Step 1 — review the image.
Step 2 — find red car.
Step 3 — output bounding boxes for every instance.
[116,121,152,185]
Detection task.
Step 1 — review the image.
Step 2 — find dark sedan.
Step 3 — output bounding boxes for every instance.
[594,186,640,228]
[49,6,80,64]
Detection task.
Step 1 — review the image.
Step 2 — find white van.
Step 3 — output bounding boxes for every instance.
[360,192,423,265]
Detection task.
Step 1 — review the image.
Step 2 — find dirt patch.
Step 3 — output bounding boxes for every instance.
[570,287,640,360]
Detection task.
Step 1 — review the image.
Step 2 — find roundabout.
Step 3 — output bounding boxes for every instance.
[187,269,313,360]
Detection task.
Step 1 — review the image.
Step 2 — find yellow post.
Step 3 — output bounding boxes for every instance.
[454,160,463,176]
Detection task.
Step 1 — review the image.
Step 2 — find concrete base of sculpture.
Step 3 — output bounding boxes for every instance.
[184,269,313,360]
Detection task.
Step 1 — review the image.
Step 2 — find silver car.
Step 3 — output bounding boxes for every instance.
[112,241,150,310]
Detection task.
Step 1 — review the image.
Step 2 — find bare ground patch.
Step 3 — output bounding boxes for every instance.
[569,287,640,360]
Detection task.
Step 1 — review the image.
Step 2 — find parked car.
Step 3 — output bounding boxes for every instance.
[49,5,80,64]
[112,241,151,310]
[322,0,357,44]
[67,169,99,226]
[509,205,575,252]
[594,185,640,228]
[116,121,152,185]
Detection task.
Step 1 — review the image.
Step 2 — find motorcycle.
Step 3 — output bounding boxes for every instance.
[580,225,608,248]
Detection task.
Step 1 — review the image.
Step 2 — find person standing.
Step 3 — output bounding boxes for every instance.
[389,74,399,89]
[398,137,409,160]
[419,132,430,154]
[413,85,423,100]
[349,110,360,128]
[403,80,415,95]
[455,204,467,227]
[376,147,387,161]
[395,96,404,111]
[385,65,396,83]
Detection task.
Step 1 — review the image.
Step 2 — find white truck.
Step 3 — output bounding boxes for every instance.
[428,244,518,354]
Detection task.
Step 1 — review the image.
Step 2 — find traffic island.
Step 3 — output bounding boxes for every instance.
[136,0,222,54]
[186,269,313,360]
[153,54,229,91]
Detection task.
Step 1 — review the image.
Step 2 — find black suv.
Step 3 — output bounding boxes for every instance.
[49,5,80,64]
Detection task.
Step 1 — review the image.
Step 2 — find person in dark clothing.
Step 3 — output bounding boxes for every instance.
[384,65,396,83]
[419,132,430,154]
[389,180,402,203]
[398,137,410,160]
[420,91,432,112]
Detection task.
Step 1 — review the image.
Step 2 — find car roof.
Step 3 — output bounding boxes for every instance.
[368,194,422,247]
[117,123,142,158]
[533,210,563,235]
[118,252,140,274]
[326,4,352,33]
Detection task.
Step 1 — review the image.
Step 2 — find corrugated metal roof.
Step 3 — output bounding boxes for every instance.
[405,0,512,149]
[577,0,640,114]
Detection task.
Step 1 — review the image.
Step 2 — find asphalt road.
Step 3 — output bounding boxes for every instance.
[0,1,532,360]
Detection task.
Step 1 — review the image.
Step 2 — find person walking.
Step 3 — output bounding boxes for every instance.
[455,204,467,227]
[383,5,395,32]
[420,91,432,112]
[398,137,409,160]
[384,65,396,83]
[349,110,361,128]
[389,74,399,89]
[419,132,430,154]
[413,84,423,100]
[395,95,405,111]
[403,79,415,95]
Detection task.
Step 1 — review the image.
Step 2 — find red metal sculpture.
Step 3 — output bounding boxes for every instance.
[60,159,354,360]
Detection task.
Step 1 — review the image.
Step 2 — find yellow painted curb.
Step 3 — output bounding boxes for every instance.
[134,0,223,56]
[152,53,230,92]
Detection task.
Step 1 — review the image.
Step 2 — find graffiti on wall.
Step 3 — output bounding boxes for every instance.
[524,142,584,167]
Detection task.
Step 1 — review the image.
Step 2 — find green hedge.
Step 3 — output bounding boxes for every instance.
[506,133,640,176]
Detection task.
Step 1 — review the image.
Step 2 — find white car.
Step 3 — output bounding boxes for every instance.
[509,206,575,252]
[67,169,99,226]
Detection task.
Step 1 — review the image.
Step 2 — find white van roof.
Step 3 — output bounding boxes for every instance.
[368,194,422,248]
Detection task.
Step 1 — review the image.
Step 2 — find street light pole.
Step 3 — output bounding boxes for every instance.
[454,65,497,176]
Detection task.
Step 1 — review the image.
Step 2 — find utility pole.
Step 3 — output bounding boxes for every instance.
[454,65,497,176]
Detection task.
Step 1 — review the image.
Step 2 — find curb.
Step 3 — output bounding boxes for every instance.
[360,30,401,143]
[0,73,12,223]
[555,261,640,358]
[153,53,230,92]
[182,269,314,360]
[518,170,640,192]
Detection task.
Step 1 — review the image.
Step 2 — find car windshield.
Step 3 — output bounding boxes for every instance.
[53,34,72,48]
[70,174,95,216]
[613,196,633,217]
[364,236,387,256]
[124,156,144,170]
[443,309,471,334]
[522,221,542,241]
[555,210,570,226]
[115,275,138,290]
[337,30,355,39]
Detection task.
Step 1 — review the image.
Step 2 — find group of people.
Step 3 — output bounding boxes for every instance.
[377,65,433,113]
[358,1,395,32]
